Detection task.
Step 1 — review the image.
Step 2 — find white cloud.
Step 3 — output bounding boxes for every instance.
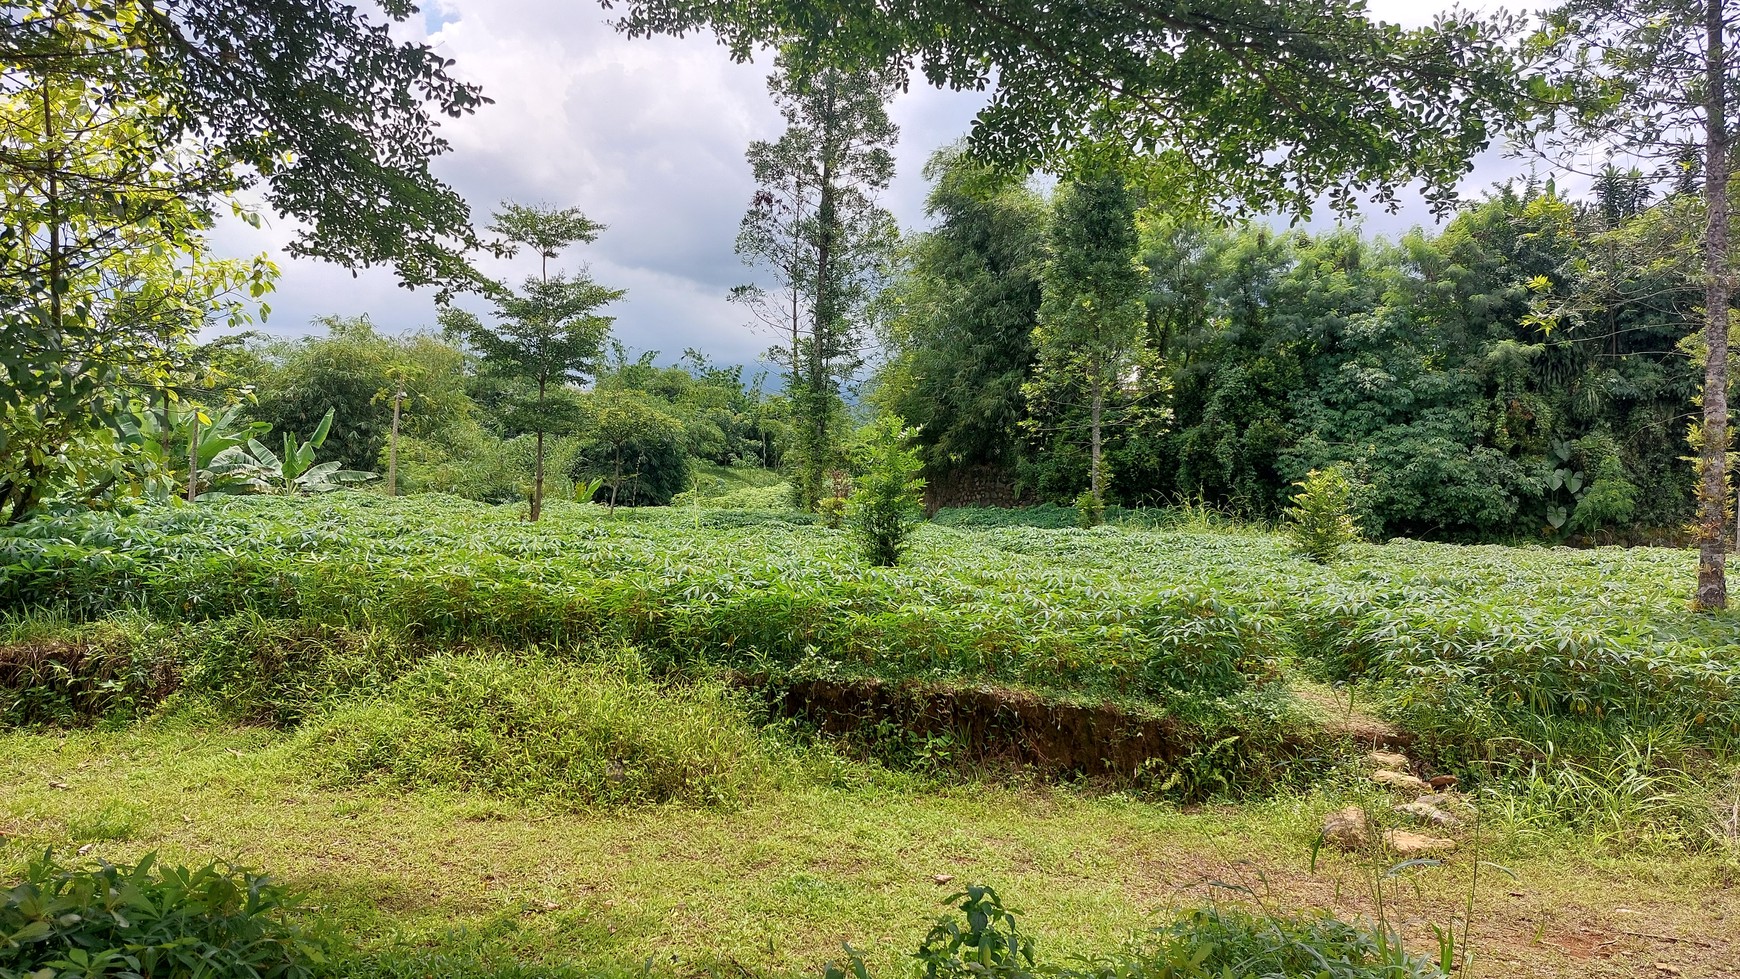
[212,0,1525,356]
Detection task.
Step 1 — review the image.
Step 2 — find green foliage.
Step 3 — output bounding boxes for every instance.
[597,349,788,470]
[440,202,624,521]
[1027,166,1159,509]
[0,851,333,979]
[0,59,275,525]
[831,886,1438,979]
[1129,906,1442,979]
[910,885,1034,979]
[878,146,1046,474]
[1284,468,1360,565]
[0,497,1283,724]
[568,391,691,508]
[205,408,378,496]
[1127,190,1697,540]
[847,416,925,566]
[1072,490,1105,529]
[246,317,474,474]
[8,496,1740,772]
[295,652,780,809]
[0,614,409,728]
[735,53,899,510]
[1485,737,1723,852]
[109,402,273,504]
[3,0,489,294]
[614,0,1521,220]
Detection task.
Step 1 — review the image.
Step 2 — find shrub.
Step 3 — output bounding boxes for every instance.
[1284,467,1360,564]
[570,392,691,508]
[0,852,334,979]
[847,416,925,566]
[1072,489,1104,528]
[294,652,781,808]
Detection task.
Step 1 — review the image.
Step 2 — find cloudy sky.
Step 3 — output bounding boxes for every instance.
[211,0,1523,371]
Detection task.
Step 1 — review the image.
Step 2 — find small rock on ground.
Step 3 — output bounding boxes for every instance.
[1366,750,1411,771]
[1394,800,1460,828]
[1370,769,1429,795]
[1321,805,1369,851]
[1416,791,1474,813]
[1386,830,1456,856]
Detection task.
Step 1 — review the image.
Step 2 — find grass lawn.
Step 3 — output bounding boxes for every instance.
[3,722,1736,979]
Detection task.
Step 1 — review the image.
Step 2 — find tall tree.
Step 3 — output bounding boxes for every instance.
[440,204,623,522]
[1531,0,1739,607]
[3,0,486,520]
[733,54,898,509]
[2,0,490,294]
[610,0,1522,218]
[878,145,1047,477]
[1027,167,1154,513]
[0,54,273,523]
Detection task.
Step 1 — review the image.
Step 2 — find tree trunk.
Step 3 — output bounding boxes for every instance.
[532,380,547,522]
[186,417,199,503]
[387,385,403,497]
[1697,0,1731,610]
[610,448,622,513]
[1090,372,1104,504]
[802,156,837,512]
[533,432,545,521]
[42,72,61,333]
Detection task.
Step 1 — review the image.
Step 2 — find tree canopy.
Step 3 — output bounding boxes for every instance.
[608,0,1523,218]
[1,0,491,293]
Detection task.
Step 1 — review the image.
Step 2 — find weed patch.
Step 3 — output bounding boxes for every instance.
[294,652,789,809]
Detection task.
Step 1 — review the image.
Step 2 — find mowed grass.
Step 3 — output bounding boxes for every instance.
[3,723,1737,979]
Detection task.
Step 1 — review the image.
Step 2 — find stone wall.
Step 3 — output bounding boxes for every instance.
[924,464,1031,514]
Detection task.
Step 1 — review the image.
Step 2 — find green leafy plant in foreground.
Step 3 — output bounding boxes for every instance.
[1284,467,1361,565]
[0,851,333,979]
[830,884,1439,979]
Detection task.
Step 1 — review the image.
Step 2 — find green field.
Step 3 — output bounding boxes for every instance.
[4,496,1739,978]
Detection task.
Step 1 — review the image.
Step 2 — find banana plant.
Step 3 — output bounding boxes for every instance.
[113,401,272,501]
[205,408,378,496]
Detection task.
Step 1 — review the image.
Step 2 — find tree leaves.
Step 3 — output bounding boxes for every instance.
[608,0,1525,219]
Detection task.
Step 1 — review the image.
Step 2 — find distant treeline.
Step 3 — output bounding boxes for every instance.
[879,152,1704,541]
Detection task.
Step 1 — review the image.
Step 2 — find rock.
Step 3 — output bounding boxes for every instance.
[1429,774,1459,789]
[1365,750,1412,771]
[1370,769,1429,795]
[1385,830,1456,856]
[1394,800,1461,828]
[1416,791,1476,816]
[1321,805,1370,852]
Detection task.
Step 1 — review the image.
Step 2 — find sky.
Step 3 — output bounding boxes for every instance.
[209,0,1524,371]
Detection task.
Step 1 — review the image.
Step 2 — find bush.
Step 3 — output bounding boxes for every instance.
[570,392,691,508]
[1072,489,1104,528]
[848,416,925,566]
[1283,467,1361,564]
[0,852,334,979]
[294,652,781,808]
